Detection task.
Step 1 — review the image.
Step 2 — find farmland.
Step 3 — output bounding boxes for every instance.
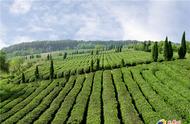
[1,0,190,123]
[0,48,190,124]
[10,49,179,83]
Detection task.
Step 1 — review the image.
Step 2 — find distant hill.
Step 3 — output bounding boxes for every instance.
[2,40,139,56]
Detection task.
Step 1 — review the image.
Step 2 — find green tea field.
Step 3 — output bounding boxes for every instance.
[1,50,190,124]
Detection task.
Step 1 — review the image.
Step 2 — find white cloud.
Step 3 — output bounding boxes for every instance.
[29,25,53,32]
[0,23,7,49]
[74,17,122,40]
[0,39,8,49]
[10,0,32,14]
[75,18,97,40]
[1,0,189,48]
[49,34,59,40]
[106,1,189,41]
[12,36,33,44]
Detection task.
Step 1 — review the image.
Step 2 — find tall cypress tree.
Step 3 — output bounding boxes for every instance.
[182,32,187,52]
[164,37,169,61]
[90,59,93,72]
[63,52,67,59]
[121,59,125,67]
[96,58,100,70]
[21,73,25,83]
[178,32,186,59]
[50,54,52,60]
[168,41,173,60]
[35,65,39,79]
[152,42,158,62]
[47,54,49,60]
[50,60,54,80]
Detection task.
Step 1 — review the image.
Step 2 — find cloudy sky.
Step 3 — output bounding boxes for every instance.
[0,0,190,49]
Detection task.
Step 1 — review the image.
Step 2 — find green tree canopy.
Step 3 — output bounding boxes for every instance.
[0,50,9,73]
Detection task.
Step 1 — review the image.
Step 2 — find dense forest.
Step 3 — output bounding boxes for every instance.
[2,40,139,56]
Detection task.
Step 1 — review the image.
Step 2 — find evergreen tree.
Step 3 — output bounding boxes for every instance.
[21,73,25,83]
[47,54,50,60]
[63,52,67,59]
[121,59,125,67]
[143,41,146,51]
[96,58,100,70]
[178,32,186,59]
[96,50,99,55]
[0,50,9,73]
[164,37,169,60]
[90,51,93,55]
[49,54,52,60]
[168,41,173,60]
[90,59,93,72]
[35,65,39,79]
[152,42,158,62]
[50,60,54,80]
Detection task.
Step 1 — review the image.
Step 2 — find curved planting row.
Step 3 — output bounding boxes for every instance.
[17,86,62,124]
[0,80,52,122]
[141,69,190,120]
[33,76,76,124]
[121,68,160,124]
[102,70,120,124]
[0,86,36,114]
[86,71,103,124]
[0,80,54,123]
[0,83,27,103]
[131,68,180,120]
[155,69,190,101]
[14,50,153,83]
[0,84,29,109]
[112,69,143,124]
[51,75,85,124]
[67,73,94,123]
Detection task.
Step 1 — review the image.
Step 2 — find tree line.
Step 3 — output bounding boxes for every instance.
[2,40,134,56]
[152,32,187,62]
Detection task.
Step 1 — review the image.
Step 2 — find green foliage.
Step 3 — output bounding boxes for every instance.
[67,73,94,124]
[163,37,173,61]
[50,60,54,80]
[52,75,85,124]
[143,41,151,52]
[47,54,52,60]
[1,58,190,123]
[115,45,122,52]
[112,69,143,124]
[168,41,173,60]
[21,73,25,83]
[90,59,93,72]
[96,58,100,70]
[0,50,9,73]
[34,77,75,124]
[103,70,120,124]
[35,65,39,80]
[164,37,169,60]
[87,71,102,124]
[121,59,125,67]
[9,57,24,75]
[0,81,51,122]
[90,51,93,55]
[36,54,41,58]
[1,80,56,123]
[63,52,67,59]
[178,32,186,59]
[152,42,158,62]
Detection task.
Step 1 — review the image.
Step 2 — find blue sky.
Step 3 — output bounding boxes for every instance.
[0,0,190,49]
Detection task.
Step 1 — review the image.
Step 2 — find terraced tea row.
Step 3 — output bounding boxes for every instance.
[13,50,156,83]
[1,59,190,124]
